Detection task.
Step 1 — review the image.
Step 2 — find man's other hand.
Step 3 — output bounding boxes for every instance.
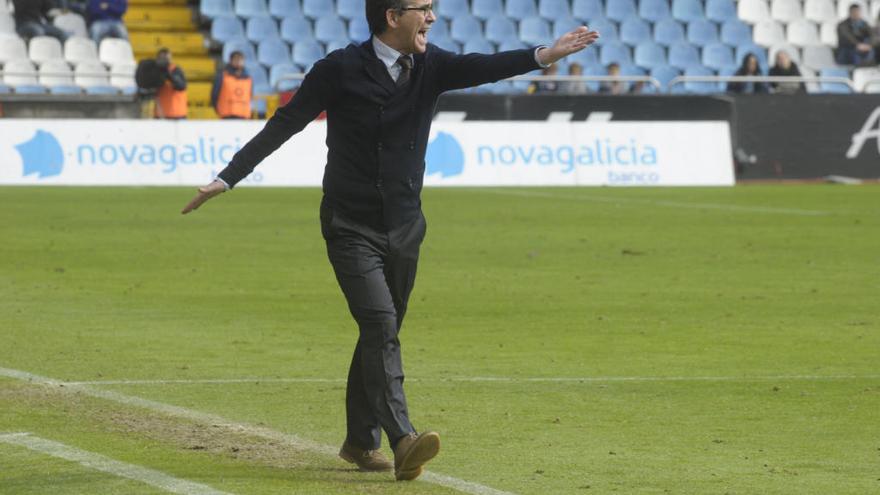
[181,180,226,214]
[537,26,600,66]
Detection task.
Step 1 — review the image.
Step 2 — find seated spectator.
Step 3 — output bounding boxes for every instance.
[530,64,559,93]
[872,10,880,64]
[836,3,874,65]
[87,0,129,44]
[59,0,88,16]
[12,0,70,42]
[211,51,253,119]
[563,63,589,94]
[727,53,770,94]
[768,50,805,94]
[136,48,188,119]
[599,62,626,95]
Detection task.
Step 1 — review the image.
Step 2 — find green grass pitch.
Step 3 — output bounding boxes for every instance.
[1,185,878,494]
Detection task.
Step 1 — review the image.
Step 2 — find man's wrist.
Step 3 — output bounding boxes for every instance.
[214,177,230,191]
[535,46,554,68]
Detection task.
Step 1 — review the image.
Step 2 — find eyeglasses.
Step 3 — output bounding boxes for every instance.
[399,4,434,15]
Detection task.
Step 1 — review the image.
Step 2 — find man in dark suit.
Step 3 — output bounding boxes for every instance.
[182,0,597,481]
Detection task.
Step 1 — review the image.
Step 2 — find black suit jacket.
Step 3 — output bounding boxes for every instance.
[218,40,541,230]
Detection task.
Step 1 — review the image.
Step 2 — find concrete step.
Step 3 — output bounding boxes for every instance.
[124,6,195,30]
[129,0,189,6]
[129,32,207,56]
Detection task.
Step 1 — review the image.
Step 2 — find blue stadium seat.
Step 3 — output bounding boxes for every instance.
[667,41,700,69]
[235,0,269,19]
[573,0,604,21]
[450,15,483,43]
[302,0,334,19]
[682,66,716,93]
[716,65,737,92]
[634,41,667,69]
[0,83,11,94]
[257,38,290,66]
[569,46,599,66]
[620,16,651,45]
[246,62,272,93]
[587,18,618,44]
[485,15,518,44]
[246,15,279,43]
[735,43,768,72]
[653,18,685,46]
[705,0,737,22]
[202,0,234,19]
[506,0,539,21]
[819,68,852,93]
[270,61,301,90]
[498,38,528,51]
[326,38,352,52]
[672,0,704,22]
[211,15,245,43]
[437,0,469,20]
[639,0,671,22]
[268,0,302,19]
[464,38,494,53]
[349,17,370,40]
[280,16,313,43]
[553,17,583,38]
[519,17,552,45]
[314,15,347,43]
[702,42,734,69]
[606,0,637,22]
[472,0,504,20]
[720,20,751,46]
[430,17,450,39]
[432,36,461,53]
[539,0,572,20]
[686,18,718,46]
[337,0,364,20]
[650,64,680,91]
[292,39,324,68]
[223,37,257,61]
[581,63,605,92]
[600,41,632,64]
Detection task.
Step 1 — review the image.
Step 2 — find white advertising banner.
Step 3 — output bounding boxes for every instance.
[0,119,733,187]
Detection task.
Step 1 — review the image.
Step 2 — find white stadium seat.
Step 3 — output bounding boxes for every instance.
[771,0,804,23]
[75,60,111,88]
[98,38,135,65]
[39,58,81,93]
[2,58,43,87]
[54,13,89,38]
[802,44,837,70]
[753,20,786,46]
[820,20,838,46]
[787,19,821,46]
[64,37,99,65]
[0,13,15,34]
[109,62,136,92]
[29,36,64,64]
[853,66,880,92]
[738,0,771,23]
[804,0,838,22]
[0,34,27,63]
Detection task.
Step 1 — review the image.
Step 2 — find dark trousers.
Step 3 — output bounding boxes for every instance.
[320,201,426,450]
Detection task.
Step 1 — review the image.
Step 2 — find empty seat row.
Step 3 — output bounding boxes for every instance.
[202,0,365,20]
[739,0,880,24]
[1,58,135,95]
[0,35,134,67]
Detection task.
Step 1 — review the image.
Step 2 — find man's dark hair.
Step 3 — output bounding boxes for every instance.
[229,50,244,60]
[157,47,170,57]
[366,0,405,35]
[849,3,861,11]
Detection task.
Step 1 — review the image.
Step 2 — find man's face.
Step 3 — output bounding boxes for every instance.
[388,1,435,54]
[230,54,245,70]
[850,6,862,20]
[157,52,171,66]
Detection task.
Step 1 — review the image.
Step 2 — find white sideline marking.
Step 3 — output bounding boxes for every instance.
[0,367,516,495]
[0,432,231,495]
[478,189,832,217]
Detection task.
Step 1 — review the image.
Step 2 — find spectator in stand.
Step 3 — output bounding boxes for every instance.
[87,0,129,44]
[530,64,559,93]
[564,62,589,94]
[727,53,770,94]
[768,50,805,94]
[12,0,70,42]
[211,51,253,119]
[599,62,626,94]
[871,10,880,63]
[136,48,188,119]
[836,3,874,65]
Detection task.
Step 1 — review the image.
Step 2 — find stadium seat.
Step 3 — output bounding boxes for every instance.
[768,43,801,65]
[720,19,752,46]
[804,0,837,22]
[606,0,637,22]
[212,15,246,44]
[506,0,539,20]
[314,15,347,43]
[235,0,270,19]
[472,0,504,20]
[702,42,734,69]
[244,62,272,93]
[520,17,552,45]
[349,17,370,40]
[738,0,771,24]
[202,0,235,19]
[568,45,599,66]
[819,67,852,93]
[620,16,651,45]
[64,37,99,65]
[787,19,820,46]
[852,66,880,92]
[29,36,64,65]
[588,18,619,43]
[0,82,11,93]
[3,59,46,93]
[109,62,137,93]
[671,0,705,22]
[682,65,716,93]
[98,38,134,65]
[572,0,604,21]
[73,60,109,92]
[464,38,494,53]
[301,0,334,19]
[735,43,769,71]
[600,41,632,64]
[820,20,838,46]
[634,41,667,69]
[802,44,836,70]
[485,15,518,44]
[257,38,290,66]
[268,0,303,19]
[0,14,14,35]
[337,0,364,20]
[280,16,313,43]
[38,59,81,94]
[639,0,671,22]
[553,17,583,38]
[430,17,450,39]
[246,15,280,43]
[437,0,468,20]
[270,61,301,90]
[705,0,737,22]
[686,19,719,46]
[222,37,257,61]
[654,18,685,46]
[754,21,786,47]
[450,15,483,43]
[650,64,680,90]
[667,41,701,69]
[292,39,324,68]
[433,36,462,53]
[539,0,572,20]
[53,13,88,39]
[0,35,28,63]
[771,0,804,23]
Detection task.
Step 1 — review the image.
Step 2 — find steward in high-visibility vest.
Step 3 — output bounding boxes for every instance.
[211,51,253,119]
[154,48,188,119]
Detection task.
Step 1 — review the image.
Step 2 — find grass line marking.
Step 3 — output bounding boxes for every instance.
[0,432,232,495]
[0,367,516,495]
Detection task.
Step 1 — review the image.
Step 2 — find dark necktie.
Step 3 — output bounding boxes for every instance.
[396,55,412,87]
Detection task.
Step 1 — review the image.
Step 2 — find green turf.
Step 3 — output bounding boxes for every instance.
[1,185,878,494]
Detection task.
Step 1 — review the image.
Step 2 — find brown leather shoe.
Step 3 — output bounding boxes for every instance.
[339,441,393,472]
[393,431,440,481]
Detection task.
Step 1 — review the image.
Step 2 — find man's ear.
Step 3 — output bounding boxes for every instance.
[385,8,400,30]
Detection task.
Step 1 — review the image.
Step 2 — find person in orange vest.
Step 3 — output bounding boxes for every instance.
[154,47,188,119]
[211,51,253,119]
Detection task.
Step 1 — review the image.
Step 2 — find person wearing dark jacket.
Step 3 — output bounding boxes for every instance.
[211,51,253,119]
[727,53,770,94]
[837,4,874,65]
[87,0,129,44]
[182,0,598,481]
[768,50,805,94]
[12,0,70,42]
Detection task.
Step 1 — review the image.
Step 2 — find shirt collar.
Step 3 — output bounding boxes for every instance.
[372,35,413,70]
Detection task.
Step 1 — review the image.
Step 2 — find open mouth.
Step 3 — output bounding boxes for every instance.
[417,28,429,43]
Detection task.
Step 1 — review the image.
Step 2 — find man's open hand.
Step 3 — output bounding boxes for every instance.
[537,26,600,66]
[181,180,226,214]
